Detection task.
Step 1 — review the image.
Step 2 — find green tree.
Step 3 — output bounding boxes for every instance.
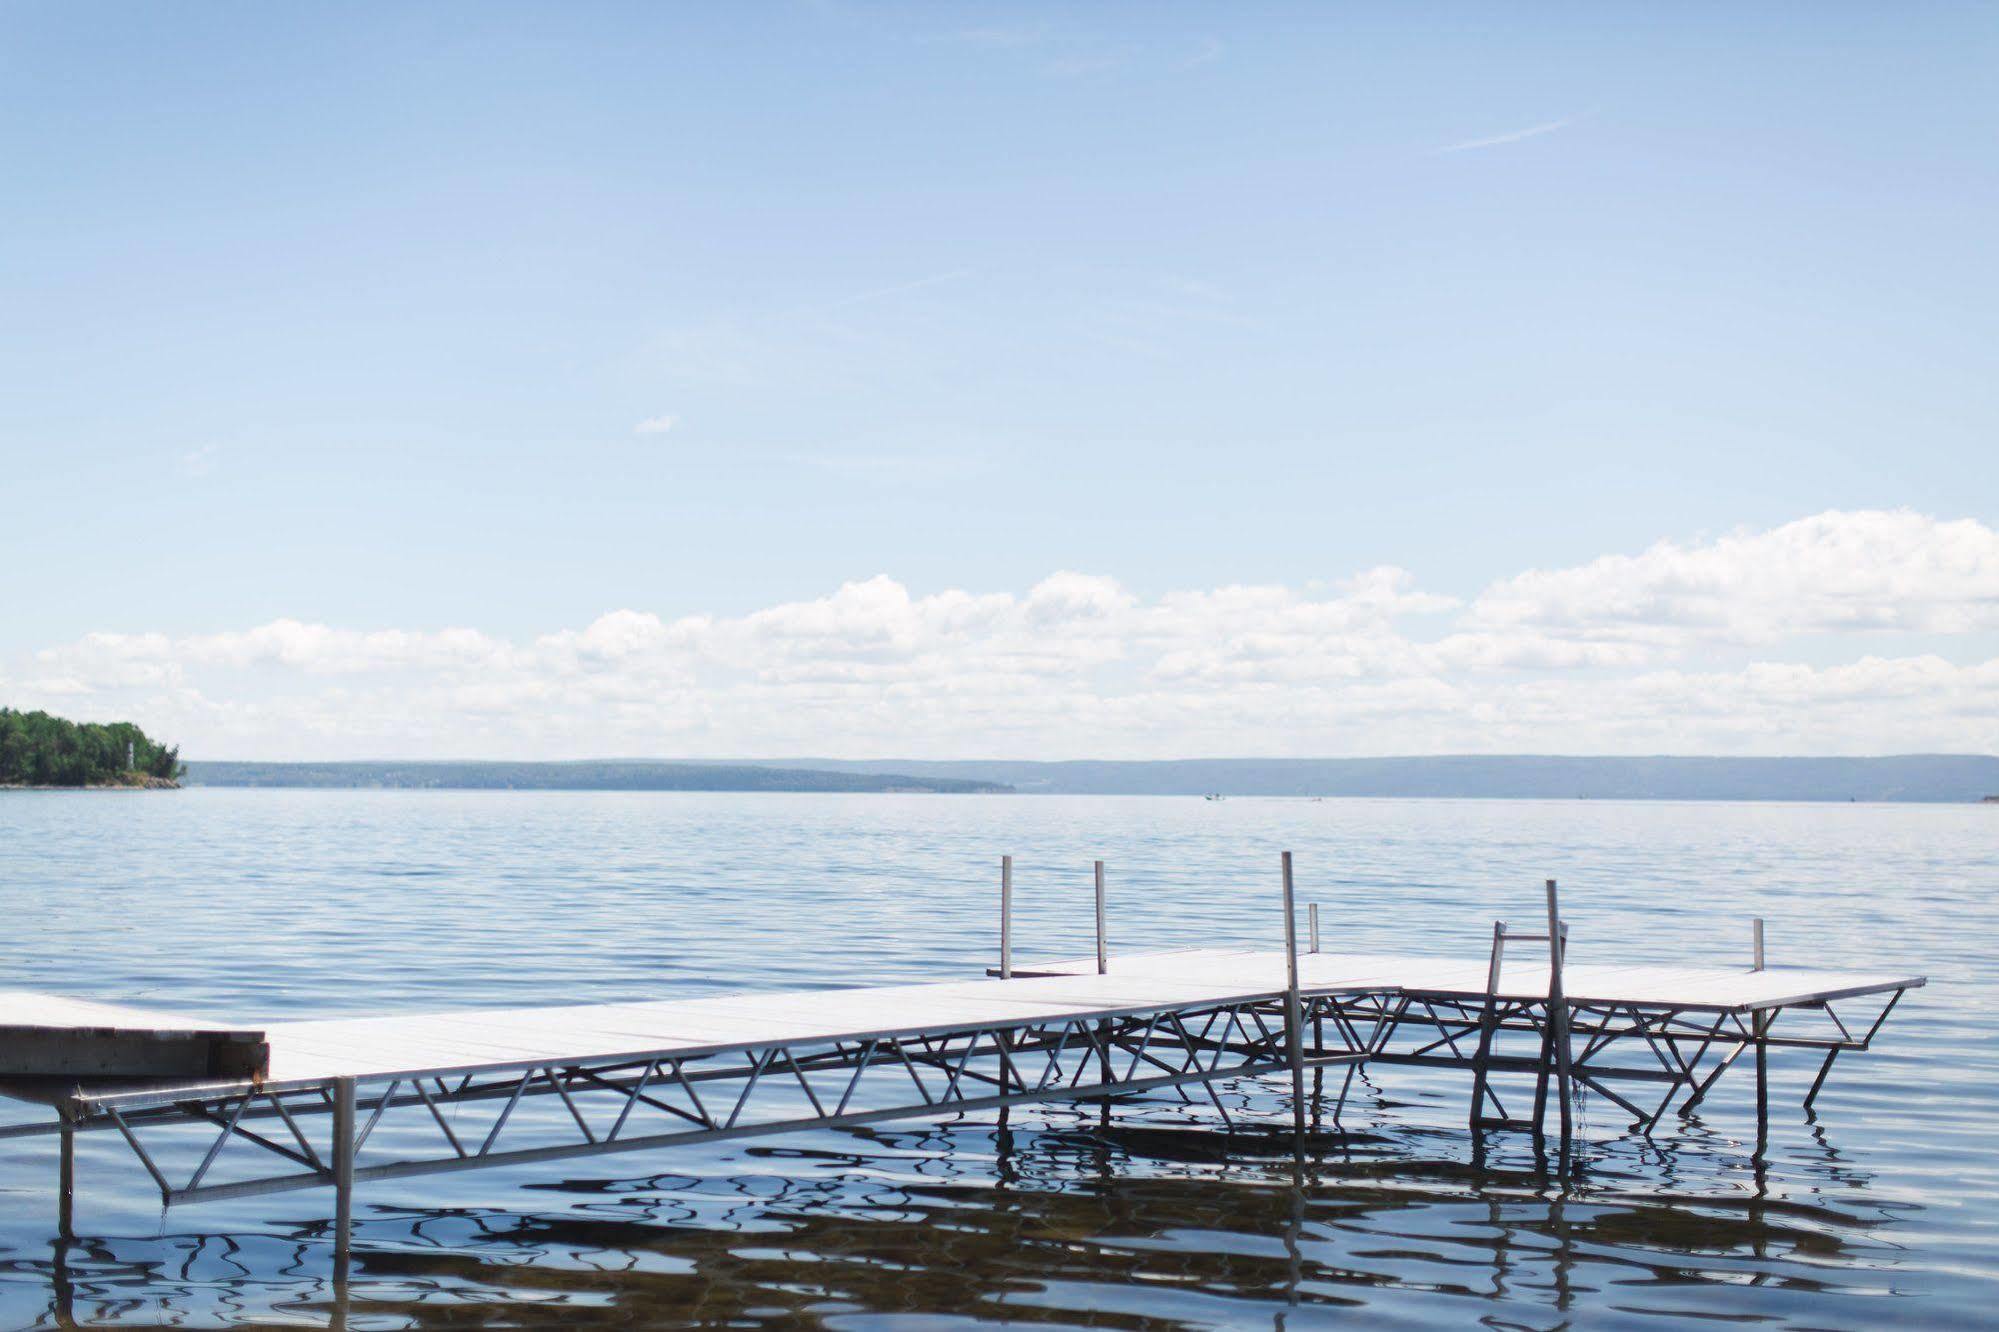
[0,709,185,786]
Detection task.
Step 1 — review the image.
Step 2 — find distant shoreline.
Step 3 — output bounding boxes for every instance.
[0,775,180,791]
[183,760,1008,795]
[178,755,1999,802]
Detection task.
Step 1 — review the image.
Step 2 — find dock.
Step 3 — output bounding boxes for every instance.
[0,855,1923,1265]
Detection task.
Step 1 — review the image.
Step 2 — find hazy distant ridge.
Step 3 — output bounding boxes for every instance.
[179,755,1999,801]
[184,761,1008,794]
[769,755,1999,802]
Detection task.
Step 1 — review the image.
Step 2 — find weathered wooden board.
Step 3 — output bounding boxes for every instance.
[0,990,268,1079]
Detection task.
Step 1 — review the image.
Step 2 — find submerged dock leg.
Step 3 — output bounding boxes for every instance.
[332,1077,356,1274]
[1803,1047,1840,1114]
[1545,880,1574,1155]
[57,1113,75,1241]
[1753,1013,1771,1156]
[1281,852,1307,1141]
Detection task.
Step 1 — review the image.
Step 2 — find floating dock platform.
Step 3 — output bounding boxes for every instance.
[0,857,1924,1265]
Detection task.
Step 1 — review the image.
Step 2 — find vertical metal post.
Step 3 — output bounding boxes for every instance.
[57,1113,75,1242]
[1751,917,1768,1148]
[332,1077,356,1274]
[1753,1010,1771,1156]
[1544,879,1574,1153]
[1470,921,1506,1128]
[999,855,1013,979]
[1093,860,1107,976]
[1281,852,1307,1140]
[1308,902,1320,954]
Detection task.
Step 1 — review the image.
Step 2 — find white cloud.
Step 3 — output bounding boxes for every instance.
[1470,509,1999,643]
[14,510,1998,760]
[633,414,677,435]
[177,444,220,476]
[1437,115,1582,155]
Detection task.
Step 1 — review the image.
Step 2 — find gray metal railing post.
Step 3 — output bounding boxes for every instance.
[1094,860,1107,975]
[1308,902,1320,954]
[1752,918,1765,971]
[1000,855,1013,979]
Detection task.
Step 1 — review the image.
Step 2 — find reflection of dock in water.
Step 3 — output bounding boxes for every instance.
[25,1109,1901,1329]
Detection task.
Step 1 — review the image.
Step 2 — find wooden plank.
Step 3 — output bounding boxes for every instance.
[0,990,268,1079]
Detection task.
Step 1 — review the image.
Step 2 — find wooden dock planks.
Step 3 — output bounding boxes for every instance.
[0,990,269,1080]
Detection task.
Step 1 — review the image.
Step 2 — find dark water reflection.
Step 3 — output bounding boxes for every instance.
[13,1099,1938,1329]
[0,792,1991,1327]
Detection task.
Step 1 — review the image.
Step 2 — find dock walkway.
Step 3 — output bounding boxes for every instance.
[0,863,1924,1263]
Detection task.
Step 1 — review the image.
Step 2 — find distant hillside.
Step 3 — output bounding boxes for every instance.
[764,755,1999,802]
[181,755,1999,801]
[184,760,1009,794]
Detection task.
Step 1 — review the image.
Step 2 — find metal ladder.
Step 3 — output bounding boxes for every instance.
[1469,879,1574,1142]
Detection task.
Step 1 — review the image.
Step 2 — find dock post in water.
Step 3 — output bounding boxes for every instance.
[1093,860,1112,1122]
[56,1110,75,1241]
[331,1076,356,1274]
[1751,916,1770,1144]
[1281,852,1307,1140]
[999,855,1013,980]
[1470,921,1507,1129]
[1094,860,1107,975]
[1308,903,1320,954]
[1545,879,1574,1153]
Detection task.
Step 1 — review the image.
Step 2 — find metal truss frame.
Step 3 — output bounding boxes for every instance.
[35,995,1363,1225]
[8,978,1911,1246]
[1313,984,1913,1138]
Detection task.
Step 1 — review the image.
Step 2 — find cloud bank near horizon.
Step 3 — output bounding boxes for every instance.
[8,510,1997,761]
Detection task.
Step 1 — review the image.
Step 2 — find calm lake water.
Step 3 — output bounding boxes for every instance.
[0,790,1992,1329]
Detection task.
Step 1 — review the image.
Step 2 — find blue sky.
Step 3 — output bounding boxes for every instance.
[3,4,1995,758]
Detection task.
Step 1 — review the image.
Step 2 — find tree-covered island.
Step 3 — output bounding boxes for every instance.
[0,708,184,787]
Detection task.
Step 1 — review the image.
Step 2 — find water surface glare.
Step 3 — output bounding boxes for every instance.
[0,790,1992,1328]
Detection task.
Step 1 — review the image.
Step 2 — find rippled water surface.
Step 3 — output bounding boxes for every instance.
[0,790,1992,1329]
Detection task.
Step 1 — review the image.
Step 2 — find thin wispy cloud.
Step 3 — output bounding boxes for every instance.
[1436,114,1586,155]
[177,443,220,477]
[633,414,677,436]
[797,268,975,319]
[1175,37,1225,71]
[933,25,1046,49]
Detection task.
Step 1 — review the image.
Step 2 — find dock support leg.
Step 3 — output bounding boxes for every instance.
[1311,1010,1325,1127]
[1332,1062,1357,1125]
[1545,881,1573,1158]
[1803,1047,1839,1114]
[1752,1014,1770,1156]
[332,1076,356,1276]
[1469,921,1506,1130]
[1096,1021,1113,1128]
[1281,852,1307,1142]
[1678,1039,1746,1117]
[57,1114,75,1242]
